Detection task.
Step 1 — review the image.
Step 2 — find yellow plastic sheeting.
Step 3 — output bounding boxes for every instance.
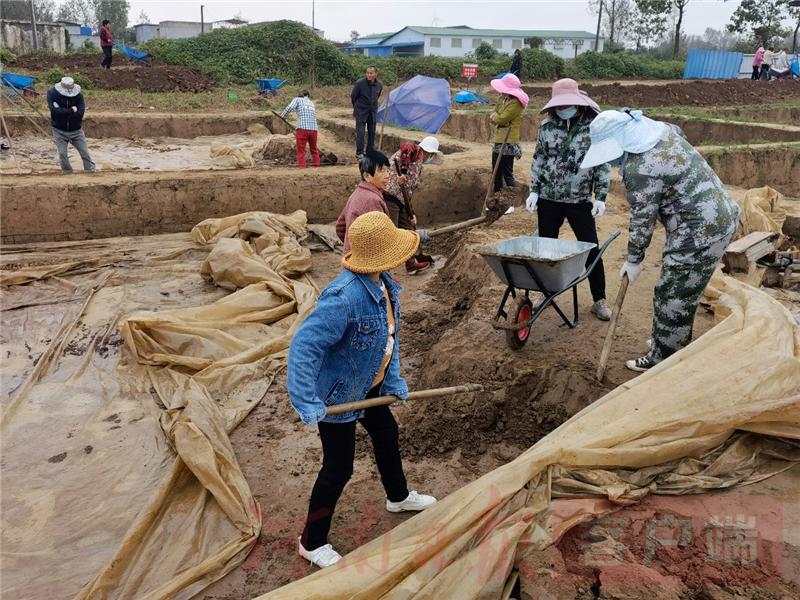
[1,213,317,600]
[210,142,257,169]
[259,273,800,599]
[730,185,786,237]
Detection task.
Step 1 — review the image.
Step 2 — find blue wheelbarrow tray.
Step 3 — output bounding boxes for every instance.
[479,236,596,292]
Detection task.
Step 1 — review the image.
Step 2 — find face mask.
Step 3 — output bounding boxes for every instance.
[556,107,578,120]
[423,158,433,164]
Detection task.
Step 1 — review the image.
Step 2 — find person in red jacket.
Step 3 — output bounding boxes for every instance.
[100,20,113,70]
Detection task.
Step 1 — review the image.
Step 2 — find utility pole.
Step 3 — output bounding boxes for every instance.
[594,0,603,52]
[311,0,316,89]
[29,0,39,51]
[200,5,204,34]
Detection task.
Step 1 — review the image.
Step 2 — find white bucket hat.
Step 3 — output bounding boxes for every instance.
[419,136,443,164]
[580,109,668,169]
[55,76,81,97]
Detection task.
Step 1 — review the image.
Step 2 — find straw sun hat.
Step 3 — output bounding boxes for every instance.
[342,212,419,274]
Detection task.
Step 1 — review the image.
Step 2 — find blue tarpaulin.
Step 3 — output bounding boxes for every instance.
[454,90,489,104]
[683,49,743,80]
[377,75,451,134]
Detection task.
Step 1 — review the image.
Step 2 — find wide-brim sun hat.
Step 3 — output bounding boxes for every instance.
[490,73,529,109]
[419,136,443,164]
[541,78,600,114]
[580,108,668,169]
[342,211,420,274]
[55,76,81,97]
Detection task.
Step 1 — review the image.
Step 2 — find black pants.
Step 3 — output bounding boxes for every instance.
[537,198,606,302]
[302,393,409,550]
[101,46,112,69]
[491,152,515,192]
[751,66,760,80]
[760,64,770,79]
[355,115,376,155]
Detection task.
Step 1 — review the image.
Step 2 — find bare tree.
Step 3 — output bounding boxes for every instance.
[136,9,149,24]
[672,0,690,59]
[588,0,634,45]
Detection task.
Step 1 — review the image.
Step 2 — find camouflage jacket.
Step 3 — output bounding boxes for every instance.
[530,113,610,205]
[622,124,740,264]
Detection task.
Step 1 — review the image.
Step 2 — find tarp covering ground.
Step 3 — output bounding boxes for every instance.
[257,285,800,594]
[0,211,317,599]
[1,204,798,599]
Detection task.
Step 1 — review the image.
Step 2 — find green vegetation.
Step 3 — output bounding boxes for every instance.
[144,20,354,85]
[565,51,684,79]
[142,19,682,85]
[0,48,17,64]
[44,67,93,90]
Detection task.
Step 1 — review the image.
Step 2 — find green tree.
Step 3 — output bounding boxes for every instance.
[474,41,499,60]
[589,0,634,45]
[56,0,96,26]
[671,0,691,59]
[629,0,671,50]
[1,0,56,21]
[727,0,791,47]
[524,36,543,48]
[94,0,129,34]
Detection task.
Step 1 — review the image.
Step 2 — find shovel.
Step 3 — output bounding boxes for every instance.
[596,273,630,381]
[325,384,483,416]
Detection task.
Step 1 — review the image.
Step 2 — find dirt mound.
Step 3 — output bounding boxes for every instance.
[485,186,525,224]
[14,54,216,92]
[522,79,800,108]
[257,134,340,166]
[399,220,611,459]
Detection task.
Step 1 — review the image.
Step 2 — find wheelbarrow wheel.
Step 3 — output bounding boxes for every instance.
[506,297,533,351]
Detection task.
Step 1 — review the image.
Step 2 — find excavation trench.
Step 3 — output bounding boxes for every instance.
[440,111,800,145]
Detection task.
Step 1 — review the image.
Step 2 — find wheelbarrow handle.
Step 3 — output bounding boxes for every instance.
[585,230,621,276]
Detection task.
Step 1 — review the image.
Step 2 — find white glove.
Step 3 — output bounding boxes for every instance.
[620,261,642,283]
[53,102,60,107]
[71,106,78,113]
[525,192,539,213]
[417,228,430,243]
[591,200,605,217]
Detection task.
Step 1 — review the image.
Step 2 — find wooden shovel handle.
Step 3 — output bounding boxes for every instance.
[325,384,483,416]
[596,274,630,381]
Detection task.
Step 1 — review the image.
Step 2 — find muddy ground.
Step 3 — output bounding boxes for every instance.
[197,195,799,599]
[12,53,216,92]
[522,79,800,108]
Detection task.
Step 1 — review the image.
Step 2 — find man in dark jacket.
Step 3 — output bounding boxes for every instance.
[47,77,96,173]
[350,66,383,158]
[100,19,113,70]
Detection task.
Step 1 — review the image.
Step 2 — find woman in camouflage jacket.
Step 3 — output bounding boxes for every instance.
[527,78,612,321]
[582,109,740,372]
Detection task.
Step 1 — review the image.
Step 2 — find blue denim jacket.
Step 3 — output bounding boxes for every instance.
[287,269,409,424]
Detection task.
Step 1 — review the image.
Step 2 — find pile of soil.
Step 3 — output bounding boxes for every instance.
[522,79,800,108]
[398,217,611,459]
[257,134,339,166]
[14,53,216,93]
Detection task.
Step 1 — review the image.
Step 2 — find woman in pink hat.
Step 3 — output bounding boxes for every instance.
[489,73,529,192]
[526,78,612,321]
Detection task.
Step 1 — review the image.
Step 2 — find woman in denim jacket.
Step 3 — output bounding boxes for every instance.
[288,211,437,568]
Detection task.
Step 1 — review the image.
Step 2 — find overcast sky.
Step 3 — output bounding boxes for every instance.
[125,0,746,42]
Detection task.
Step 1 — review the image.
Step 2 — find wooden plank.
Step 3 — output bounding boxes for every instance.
[726,232,775,254]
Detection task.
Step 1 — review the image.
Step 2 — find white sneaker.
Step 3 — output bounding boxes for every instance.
[298,537,342,568]
[386,490,437,513]
[591,299,612,321]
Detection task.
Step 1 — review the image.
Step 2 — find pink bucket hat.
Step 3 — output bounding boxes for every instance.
[541,78,600,114]
[490,73,529,109]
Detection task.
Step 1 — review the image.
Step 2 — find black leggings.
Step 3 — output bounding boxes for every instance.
[302,395,408,550]
[491,152,515,192]
[101,46,112,69]
[537,198,606,302]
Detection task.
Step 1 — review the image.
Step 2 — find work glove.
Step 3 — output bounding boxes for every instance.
[417,229,430,243]
[620,261,642,284]
[71,106,78,113]
[591,200,606,217]
[53,102,60,108]
[525,192,539,213]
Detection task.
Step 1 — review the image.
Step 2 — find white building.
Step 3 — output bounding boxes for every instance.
[347,26,604,60]
[57,20,101,49]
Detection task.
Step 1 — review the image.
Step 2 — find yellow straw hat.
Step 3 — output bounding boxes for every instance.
[342,212,420,274]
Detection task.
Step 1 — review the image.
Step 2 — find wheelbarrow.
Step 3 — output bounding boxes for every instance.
[257,78,289,97]
[478,231,620,350]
